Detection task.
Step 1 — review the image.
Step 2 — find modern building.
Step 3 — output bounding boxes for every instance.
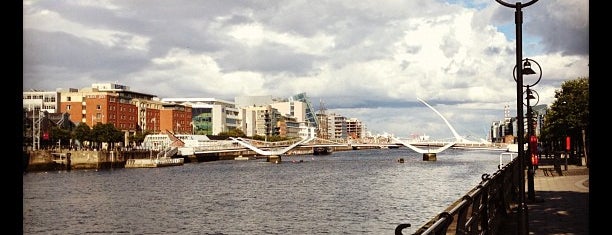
[241,105,280,137]
[326,113,348,141]
[289,93,319,129]
[161,98,240,135]
[23,89,61,113]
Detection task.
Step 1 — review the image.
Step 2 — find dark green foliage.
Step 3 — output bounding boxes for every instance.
[540,77,589,154]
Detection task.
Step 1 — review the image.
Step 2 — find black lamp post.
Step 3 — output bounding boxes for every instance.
[495,1,539,235]
[517,58,542,203]
[525,85,539,201]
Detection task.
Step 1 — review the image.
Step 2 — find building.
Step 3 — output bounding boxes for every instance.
[53,82,190,146]
[326,113,348,141]
[160,103,192,134]
[241,105,280,137]
[346,117,365,140]
[162,98,240,135]
[23,89,61,113]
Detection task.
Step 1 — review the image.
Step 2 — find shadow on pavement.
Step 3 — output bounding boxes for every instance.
[498,191,589,235]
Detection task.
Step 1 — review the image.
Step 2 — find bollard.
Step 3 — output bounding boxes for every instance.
[564,152,568,170]
[66,153,72,171]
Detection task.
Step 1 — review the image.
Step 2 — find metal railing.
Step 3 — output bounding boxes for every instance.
[396,154,521,235]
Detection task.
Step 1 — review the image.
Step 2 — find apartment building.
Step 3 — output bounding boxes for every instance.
[161,98,240,135]
[22,83,192,147]
[326,113,348,140]
[160,103,192,134]
[241,105,280,137]
[23,89,61,113]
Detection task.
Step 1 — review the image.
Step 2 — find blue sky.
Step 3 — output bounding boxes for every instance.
[23,0,588,140]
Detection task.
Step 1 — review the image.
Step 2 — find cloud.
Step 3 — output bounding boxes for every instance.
[23,0,589,139]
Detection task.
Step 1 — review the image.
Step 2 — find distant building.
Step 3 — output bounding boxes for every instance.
[24,82,192,147]
[23,89,61,113]
[326,113,348,141]
[162,98,240,135]
[241,105,280,137]
[346,118,365,140]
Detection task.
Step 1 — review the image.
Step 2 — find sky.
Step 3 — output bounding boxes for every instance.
[23,0,589,141]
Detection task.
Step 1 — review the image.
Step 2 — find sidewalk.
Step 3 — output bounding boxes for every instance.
[497,165,589,235]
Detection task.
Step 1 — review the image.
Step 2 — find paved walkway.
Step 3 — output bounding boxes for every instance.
[497,165,589,235]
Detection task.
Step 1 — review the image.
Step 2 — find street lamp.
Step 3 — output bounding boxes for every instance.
[525,85,540,203]
[516,58,542,203]
[495,1,539,235]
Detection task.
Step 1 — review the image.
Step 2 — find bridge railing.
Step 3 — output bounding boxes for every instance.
[396,155,521,235]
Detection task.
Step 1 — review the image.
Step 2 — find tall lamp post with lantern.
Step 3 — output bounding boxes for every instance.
[519,58,542,203]
[495,0,539,234]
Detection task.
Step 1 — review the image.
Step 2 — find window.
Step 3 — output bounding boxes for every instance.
[97,105,101,110]
[66,105,71,110]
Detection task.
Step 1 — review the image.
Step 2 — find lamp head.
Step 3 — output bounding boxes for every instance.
[526,89,536,100]
[523,59,537,75]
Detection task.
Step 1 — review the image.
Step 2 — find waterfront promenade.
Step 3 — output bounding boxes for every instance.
[497,165,589,235]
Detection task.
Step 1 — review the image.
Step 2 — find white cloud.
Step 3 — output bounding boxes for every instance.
[23,0,589,139]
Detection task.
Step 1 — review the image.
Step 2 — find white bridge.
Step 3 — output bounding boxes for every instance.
[144,98,507,158]
[219,97,505,156]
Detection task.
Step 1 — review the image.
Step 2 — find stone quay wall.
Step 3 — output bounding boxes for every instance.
[23,145,357,172]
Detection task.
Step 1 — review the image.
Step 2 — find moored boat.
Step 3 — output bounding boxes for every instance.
[313,146,332,155]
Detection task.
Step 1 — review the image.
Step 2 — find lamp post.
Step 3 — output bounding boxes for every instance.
[525,84,540,202]
[517,58,542,203]
[495,1,539,234]
[513,58,541,233]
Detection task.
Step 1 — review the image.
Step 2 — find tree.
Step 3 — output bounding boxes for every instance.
[129,131,150,147]
[540,77,589,165]
[217,129,247,138]
[91,123,124,150]
[49,126,71,148]
[73,123,92,148]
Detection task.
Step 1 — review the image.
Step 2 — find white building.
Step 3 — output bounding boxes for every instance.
[23,89,61,113]
[161,98,240,135]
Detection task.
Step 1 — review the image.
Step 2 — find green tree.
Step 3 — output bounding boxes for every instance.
[91,123,124,149]
[540,77,589,164]
[49,126,71,148]
[129,131,150,147]
[217,129,247,138]
[73,123,92,148]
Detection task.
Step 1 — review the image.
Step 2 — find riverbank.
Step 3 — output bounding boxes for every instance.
[23,145,360,172]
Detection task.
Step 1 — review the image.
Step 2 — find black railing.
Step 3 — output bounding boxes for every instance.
[396,156,521,235]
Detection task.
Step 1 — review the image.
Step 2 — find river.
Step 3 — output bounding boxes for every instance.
[23,148,504,234]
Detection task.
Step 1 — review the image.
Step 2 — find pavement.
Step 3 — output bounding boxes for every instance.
[497,164,589,235]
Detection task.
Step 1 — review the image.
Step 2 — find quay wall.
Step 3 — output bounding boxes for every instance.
[24,149,135,172]
[24,145,355,172]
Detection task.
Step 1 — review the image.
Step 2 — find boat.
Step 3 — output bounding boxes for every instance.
[313,146,332,155]
[125,157,184,168]
[234,155,255,160]
[125,145,184,168]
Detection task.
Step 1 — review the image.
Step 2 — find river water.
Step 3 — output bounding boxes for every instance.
[23,148,504,234]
